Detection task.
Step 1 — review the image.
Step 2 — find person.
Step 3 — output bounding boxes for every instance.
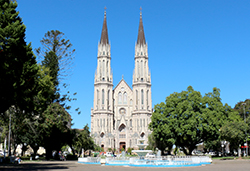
[14,154,21,164]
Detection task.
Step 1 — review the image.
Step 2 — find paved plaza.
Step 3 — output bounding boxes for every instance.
[0,159,249,171]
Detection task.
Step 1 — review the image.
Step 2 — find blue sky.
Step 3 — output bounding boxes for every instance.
[17,0,250,129]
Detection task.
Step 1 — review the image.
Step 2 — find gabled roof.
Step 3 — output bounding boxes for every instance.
[136,11,146,45]
[113,78,132,92]
[100,10,109,45]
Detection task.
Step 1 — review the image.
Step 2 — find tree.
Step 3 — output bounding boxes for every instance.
[150,86,237,155]
[39,102,72,160]
[41,51,59,90]
[0,0,38,116]
[72,124,94,157]
[5,65,55,157]
[36,30,80,114]
[149,102,175,154]
[36,30,75,82]
[220,121,246,154]
[234,99,250,120]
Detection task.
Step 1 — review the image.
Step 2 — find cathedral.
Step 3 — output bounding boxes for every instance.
[91,10,152,152]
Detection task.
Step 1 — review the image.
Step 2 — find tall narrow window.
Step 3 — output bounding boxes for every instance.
[97,90,99,106]
[146,90,149,107]
[123,92,127,104]
[136,90,138,105]
[102,60,105,79]
[102,89,105,105]
[137,61,139,78]
[141,60,143,78]
[137,119,139,130]
[107,61,109,80]
[99,60,101,77]
[107,90,110,108]
[118,92,122,104]
[141,89,144,105]
[107,119,109,131]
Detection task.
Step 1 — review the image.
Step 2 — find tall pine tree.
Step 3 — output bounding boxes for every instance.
[0,0,38,116]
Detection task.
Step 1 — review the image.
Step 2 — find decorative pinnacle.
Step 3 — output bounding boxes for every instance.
[140,7,142,16]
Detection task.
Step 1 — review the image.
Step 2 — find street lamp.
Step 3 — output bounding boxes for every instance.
[242,103,248,157]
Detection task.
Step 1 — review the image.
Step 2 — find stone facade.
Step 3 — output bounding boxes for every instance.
[91,11,152,152]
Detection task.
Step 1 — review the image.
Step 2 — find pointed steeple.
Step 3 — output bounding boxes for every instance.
[137,8,146,45]
[100,8,109,45]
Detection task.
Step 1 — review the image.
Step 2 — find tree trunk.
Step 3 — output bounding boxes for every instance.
[182,146,188,155]
[45,146,53,160]
[69,145,76,156]
[21,145,28,156]
[30,145,39,157]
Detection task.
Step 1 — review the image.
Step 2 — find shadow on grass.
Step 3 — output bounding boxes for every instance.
[0,162,71,171]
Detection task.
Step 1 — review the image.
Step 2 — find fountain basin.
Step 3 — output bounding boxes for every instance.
[79,156,212,167]
[132,150,152,157]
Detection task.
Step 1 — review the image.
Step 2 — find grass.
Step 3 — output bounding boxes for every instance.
[212,156,250,160]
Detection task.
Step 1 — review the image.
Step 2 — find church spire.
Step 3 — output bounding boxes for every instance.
[137,8,146,45]
[100,7,109,45]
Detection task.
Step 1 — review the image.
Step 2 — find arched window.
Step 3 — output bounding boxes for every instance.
[97,119,99,126]
[123,92,127,104]
[118,92,122,104]
[119,124,126,132]
[141,89,144,105]
[102,89,105,105]
[103,119,105,127]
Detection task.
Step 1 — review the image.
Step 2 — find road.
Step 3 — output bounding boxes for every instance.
[0,159,249,171]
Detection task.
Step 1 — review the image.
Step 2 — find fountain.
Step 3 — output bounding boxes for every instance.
[78,139,212,167]
[132,139,152,159]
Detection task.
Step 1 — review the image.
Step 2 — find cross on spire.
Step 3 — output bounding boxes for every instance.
[104,6,107,17]
[137,7,146,45]
[100,6,109,45]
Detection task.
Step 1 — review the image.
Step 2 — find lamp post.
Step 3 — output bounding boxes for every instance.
[242,103,248,157]
[8,111,11,157]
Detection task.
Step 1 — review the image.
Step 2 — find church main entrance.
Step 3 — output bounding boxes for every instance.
[119,142,126,152]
